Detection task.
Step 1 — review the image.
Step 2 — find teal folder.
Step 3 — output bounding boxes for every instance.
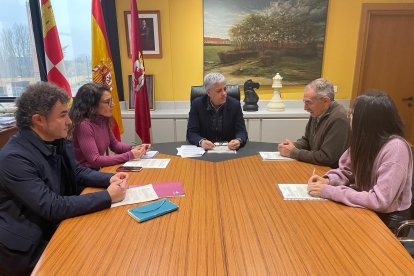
[127,199,178,222]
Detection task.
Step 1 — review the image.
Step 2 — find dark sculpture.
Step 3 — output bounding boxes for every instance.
[243,79,260,111]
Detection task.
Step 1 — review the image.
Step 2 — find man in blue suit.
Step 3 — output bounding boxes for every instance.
[0,82,129,275]
[187,72,248,150]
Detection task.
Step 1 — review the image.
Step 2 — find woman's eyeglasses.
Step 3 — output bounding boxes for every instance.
[100,98,114,106]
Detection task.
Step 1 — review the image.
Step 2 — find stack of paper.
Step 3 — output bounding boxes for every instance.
[259,152,293,160]
[123,159,170,168]
[0,116,15,129]
[176,145,205,158]
[111,182,185,208]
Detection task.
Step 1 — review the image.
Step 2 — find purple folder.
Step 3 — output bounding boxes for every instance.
[152,182,185,198]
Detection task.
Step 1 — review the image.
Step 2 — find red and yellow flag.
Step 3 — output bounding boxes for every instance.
[41,0,72,97]
[131,0,151,143]
[91,0,123,140]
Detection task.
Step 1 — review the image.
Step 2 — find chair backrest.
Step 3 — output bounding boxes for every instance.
[190,84,240,103]
[410,148,414,218]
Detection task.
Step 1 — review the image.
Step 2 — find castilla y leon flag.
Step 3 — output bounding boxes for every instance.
[41,0,72,97]
[91,0,123,140]
[131,0,151,143]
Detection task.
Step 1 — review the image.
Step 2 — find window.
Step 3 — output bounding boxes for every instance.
[51,0,92,96]
[0,0,92,101]
[0,0,39,100]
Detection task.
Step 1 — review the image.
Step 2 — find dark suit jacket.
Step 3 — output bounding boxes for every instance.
[0,128,112,273]
[186,95,248,146]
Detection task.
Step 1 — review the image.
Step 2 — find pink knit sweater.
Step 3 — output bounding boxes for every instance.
[322,137,412,213]
[72,116,133,169]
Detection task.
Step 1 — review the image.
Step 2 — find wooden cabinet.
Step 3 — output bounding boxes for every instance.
[0,126,17,149]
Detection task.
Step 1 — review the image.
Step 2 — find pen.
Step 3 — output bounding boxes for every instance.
[312,168,316,177]
[130,141,139,145]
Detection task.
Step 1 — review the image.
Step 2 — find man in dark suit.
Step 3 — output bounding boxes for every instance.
[0,82,129,275]
[187,72,248,150]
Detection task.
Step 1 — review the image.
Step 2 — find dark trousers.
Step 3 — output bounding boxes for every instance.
[377,208,411,234]
[0,241,46,276]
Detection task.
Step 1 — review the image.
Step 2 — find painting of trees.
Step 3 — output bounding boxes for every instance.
[204,0,328,85]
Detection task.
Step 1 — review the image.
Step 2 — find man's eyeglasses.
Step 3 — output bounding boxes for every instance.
[347,108,353,119]
[100,98,114,106]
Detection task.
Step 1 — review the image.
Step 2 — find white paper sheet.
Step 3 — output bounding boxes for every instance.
[207,145,236,154]
[278,184,326,200]
[260,152,293,160]
[111,184,158,208]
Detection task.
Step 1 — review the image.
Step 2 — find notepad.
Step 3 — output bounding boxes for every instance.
[141,151,159,159]
[128,199,179,222]
[277,184,326,200]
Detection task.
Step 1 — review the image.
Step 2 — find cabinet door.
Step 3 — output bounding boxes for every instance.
[246,119,261,141]
[176,119,188,142]
[151,119,175,143]
[120,117,136,143]
[261,119,308,143]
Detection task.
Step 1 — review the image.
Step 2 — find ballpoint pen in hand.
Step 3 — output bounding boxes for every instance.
[312,168,316,177]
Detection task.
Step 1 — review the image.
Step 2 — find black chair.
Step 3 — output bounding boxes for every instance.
[190,84,240,103]
[395,148,414,256]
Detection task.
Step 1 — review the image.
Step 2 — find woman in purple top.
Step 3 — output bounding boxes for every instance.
[69,83,149,170]
[308,92,412,232]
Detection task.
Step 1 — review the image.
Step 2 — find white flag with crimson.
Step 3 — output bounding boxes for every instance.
[41,0,72,97]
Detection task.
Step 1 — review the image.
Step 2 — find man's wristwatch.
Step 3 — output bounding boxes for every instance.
[198,138,206,147]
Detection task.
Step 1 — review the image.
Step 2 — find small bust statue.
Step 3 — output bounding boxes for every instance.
[243,79,260,111]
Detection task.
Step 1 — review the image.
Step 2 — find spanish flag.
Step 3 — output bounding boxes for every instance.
[91,0,123,140]
[41,0,72,97]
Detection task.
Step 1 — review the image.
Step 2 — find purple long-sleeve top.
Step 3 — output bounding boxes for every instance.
[322,137,412,213]
[72,116,134,169]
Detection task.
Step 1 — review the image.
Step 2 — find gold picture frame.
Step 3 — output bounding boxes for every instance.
[124,10,162,58]
[128,74,154,111]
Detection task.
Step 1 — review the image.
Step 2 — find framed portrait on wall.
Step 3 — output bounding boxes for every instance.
[124,10,162,58]
[128,74,154,111]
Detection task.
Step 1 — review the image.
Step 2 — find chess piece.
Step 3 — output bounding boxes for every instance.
[266,73,285,111]
[243,79,260,111]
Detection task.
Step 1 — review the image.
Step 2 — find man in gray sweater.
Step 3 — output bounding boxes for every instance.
[278,78,350,168]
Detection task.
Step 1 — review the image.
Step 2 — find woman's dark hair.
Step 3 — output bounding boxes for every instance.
[68,82,111,136]
[15,82,69,129]
[350,92,405,191]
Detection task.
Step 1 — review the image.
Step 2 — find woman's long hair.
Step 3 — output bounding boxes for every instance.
[68,83,111,137]
[350,92,405,191]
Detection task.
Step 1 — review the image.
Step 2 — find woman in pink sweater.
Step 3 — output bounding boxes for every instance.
[308,92,412,232]
[69,83,149,170]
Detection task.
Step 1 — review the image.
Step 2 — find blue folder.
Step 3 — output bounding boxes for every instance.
[127,199,178,222]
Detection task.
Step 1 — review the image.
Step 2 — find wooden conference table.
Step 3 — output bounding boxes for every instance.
[33,151,414,274]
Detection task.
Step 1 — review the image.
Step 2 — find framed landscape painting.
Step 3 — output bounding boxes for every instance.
[203,0,329,86]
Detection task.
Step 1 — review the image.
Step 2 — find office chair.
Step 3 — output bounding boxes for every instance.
[190,84,240,103]
[395,148,414,256]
